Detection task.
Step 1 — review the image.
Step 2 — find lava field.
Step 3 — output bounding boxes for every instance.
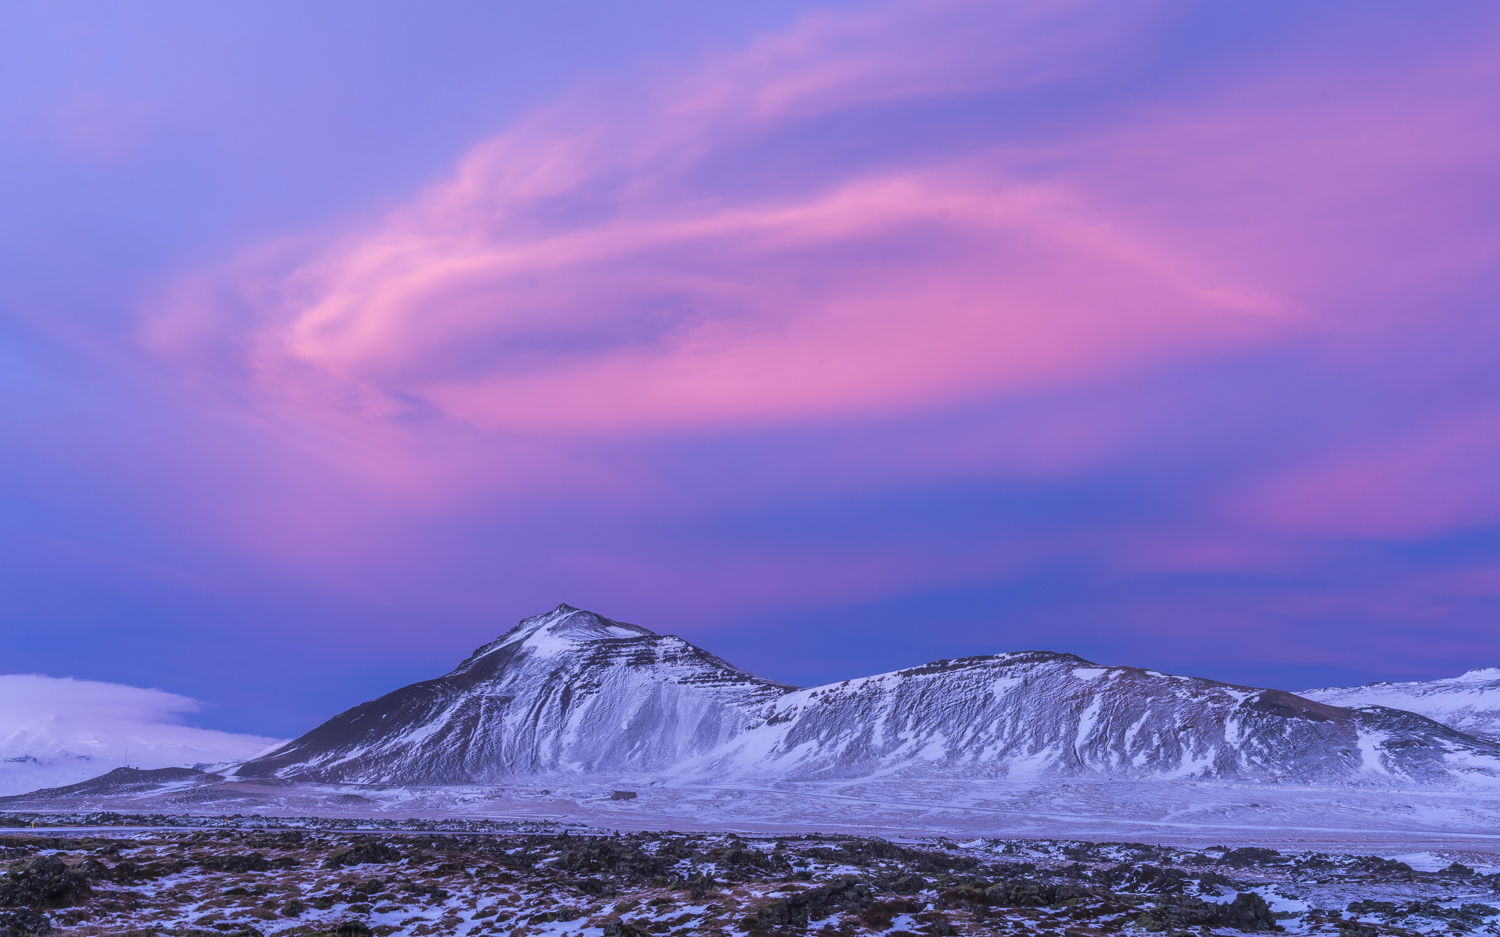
[1,819,1497,937]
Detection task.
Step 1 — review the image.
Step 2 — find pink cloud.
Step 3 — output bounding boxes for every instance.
[1233,415,1500,540]
[154,0,1500,448]
[136,0,1500,598]
[148,0,1297,442]
[281,169,1281,434]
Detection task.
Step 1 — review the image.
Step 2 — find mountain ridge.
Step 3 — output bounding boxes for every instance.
[232,604,1500,789]
[1303,668,1500,743]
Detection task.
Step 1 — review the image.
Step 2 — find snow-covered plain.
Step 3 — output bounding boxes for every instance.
[10,768,1500,851]
[0,674,283,796]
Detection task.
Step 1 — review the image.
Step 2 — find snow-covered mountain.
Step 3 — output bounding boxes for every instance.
[680,653,1500,785]
[1302,668,1500,743]
[235,604,1500,787]
[234,605,793,783]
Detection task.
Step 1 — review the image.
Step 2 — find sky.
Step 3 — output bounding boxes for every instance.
[3,0,1500,740]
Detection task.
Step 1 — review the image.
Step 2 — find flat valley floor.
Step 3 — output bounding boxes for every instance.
[7,776,1500,846]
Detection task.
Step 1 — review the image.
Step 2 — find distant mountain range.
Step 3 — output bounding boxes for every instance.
[229,604,1500,788]
[1303,668,1500,743]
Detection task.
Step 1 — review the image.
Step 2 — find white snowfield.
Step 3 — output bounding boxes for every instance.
[1303,669,1500,743]
[231,605,1500,790]
[0,674,283,796]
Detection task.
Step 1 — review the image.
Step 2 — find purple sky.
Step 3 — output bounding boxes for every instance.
[4,1,1500,738]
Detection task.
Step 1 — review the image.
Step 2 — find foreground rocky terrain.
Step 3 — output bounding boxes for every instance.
[1,817,1498,937]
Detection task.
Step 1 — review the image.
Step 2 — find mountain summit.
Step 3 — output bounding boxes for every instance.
[234,604,792,783]
[236,605,1500,787]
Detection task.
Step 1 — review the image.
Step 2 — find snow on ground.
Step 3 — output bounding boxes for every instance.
[9,773,1500,851]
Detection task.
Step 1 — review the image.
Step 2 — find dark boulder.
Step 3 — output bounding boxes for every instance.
[0,857,91,909]
[983,879,1056,907]
[0,910,50,937]
[1350,856,1413,875]
[1151,892,1279,931]
[199,853,272,873]
[324,842,402,869]
[1220,848,1282,869]
[1126,864,1189,894]
[745,878,874,929]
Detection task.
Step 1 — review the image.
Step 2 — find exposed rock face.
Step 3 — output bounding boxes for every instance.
[235,604,1500,787]
[1303,668,1500,742]
[680,652,1500,785]
[235,605,793,783]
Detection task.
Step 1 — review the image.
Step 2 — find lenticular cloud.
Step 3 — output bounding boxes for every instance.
[147,0,1287,437]
[0,675,283,796]
[139,0,1500,583]
[149,0,1500,451]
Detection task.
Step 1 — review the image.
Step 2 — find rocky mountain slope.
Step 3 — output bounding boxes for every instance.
[1303,668,1500,742]
[233,605,1500,788]
[679,653,1500,785]
[234,605,793,783]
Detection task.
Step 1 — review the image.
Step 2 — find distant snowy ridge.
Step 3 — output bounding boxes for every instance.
[1303,668,1500,743]
[235,604,1500,788]
[0,674,283,797]
[677,654,1496,785]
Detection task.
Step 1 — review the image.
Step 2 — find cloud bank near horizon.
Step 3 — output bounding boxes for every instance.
[0,675,283,796]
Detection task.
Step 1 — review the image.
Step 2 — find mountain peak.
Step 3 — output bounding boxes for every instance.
[237,604,791,783]
[462,604,658,666]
